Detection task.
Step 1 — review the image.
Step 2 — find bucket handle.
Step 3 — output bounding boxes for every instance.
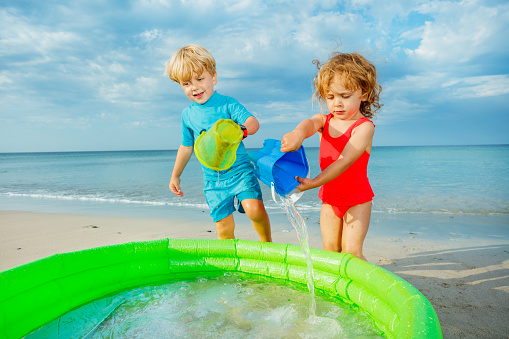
[271,182,284,207]
[271,182,303,205]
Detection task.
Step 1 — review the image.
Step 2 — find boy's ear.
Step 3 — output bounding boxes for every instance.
[213,72,218,85]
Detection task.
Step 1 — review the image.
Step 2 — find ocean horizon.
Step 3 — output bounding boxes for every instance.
[3,143,508,154]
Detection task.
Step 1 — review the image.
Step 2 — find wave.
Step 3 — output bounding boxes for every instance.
[2,193,507,217]
[2,193,209,209]
[372,206,509,217]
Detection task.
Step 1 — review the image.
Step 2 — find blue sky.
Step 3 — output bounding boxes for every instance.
[1,0,508,152]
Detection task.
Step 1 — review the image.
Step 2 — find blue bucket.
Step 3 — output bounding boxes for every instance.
[248,139,309,197]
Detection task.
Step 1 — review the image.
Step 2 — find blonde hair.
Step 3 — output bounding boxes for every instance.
[313,52,382,119]
[165,44,216,84]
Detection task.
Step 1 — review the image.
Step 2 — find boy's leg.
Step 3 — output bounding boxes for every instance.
[320,203,343,252]
[240,199,272,242]
[215,214,236,239]
[341,201,372,261]
[204,178,236,239]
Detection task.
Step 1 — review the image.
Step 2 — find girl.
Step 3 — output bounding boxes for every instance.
[281,52,381,260]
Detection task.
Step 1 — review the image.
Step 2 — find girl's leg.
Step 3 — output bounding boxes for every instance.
[215,214,236,239]
[241,199,272,242]
[341,201,372,261]
[320,203,343,252]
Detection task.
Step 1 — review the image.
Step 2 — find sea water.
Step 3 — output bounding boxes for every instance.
[27,273,382,338]
[1,145,508,234]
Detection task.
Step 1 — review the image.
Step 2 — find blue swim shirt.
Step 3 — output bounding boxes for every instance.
[181,92,254,180]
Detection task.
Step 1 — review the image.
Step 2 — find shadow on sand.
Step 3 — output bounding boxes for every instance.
[378,244,509,339]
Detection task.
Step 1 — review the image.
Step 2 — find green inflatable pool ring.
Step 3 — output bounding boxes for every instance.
[0,239,442,338]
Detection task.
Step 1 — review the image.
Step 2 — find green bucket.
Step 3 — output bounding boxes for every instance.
[194,119,243,171]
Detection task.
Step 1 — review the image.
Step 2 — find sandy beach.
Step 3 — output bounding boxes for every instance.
[1,210,508,338]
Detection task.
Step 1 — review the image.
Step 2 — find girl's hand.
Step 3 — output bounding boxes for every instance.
[169,177,183,197]
[281,131,304,152]
[294,176,317,192]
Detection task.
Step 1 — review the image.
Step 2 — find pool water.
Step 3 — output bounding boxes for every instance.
[28,272,383,338]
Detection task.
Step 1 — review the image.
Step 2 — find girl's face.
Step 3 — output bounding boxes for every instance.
[180,69,217,104]
[325,74,366,120]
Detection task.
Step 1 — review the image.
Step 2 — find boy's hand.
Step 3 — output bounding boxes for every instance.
[281,131,304,152]
[169,177,183,197]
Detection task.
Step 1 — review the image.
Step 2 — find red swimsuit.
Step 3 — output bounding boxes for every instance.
[318,114,374,218]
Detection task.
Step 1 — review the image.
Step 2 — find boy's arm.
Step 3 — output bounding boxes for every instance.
[169,145,193,197]
[281,114,325,152]
[241,116,259,137]
[296,122,375,191]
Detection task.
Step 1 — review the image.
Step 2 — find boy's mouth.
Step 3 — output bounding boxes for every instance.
[194,92,204,98]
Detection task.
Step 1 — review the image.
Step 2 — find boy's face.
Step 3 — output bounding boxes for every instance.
[180,70,217,104]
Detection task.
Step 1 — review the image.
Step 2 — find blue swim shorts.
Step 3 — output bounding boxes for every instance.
[203,171,263,222]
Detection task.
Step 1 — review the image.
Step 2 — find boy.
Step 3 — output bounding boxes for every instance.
[166,44,272,242]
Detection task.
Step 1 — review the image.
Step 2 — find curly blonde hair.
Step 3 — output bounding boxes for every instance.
[165,44,216,84]
[313,52,382,119]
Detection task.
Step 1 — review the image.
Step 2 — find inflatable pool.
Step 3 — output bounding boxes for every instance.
[0,239,442,338]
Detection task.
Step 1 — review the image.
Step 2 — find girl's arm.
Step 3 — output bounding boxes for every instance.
[281,114,325,152]
[296,121,375,192]
[169,145,194,197]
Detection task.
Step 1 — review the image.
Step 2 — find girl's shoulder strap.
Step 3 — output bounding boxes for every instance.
[324,113,333,126]
[352,117,374,129]
[321,113,334,137]
[344,117,374,138]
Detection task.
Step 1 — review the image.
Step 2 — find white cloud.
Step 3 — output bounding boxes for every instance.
[377,98,430,125]
[0,74,13,86]
[136,0,172,7]
[0,9,78,58]
[384,72,449,95]
[443,75,509,98]
[404,0,509,65]
[351,0,429,23]
[138,29,160,41]
[126,121,147,128]
[25,115,91,129]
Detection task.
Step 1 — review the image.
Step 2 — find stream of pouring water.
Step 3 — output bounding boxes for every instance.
[278,195,317,316]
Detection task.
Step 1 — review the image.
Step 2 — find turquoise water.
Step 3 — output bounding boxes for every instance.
[28,273,382,338]
[1,145,508,243]
[1,145,507,217]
